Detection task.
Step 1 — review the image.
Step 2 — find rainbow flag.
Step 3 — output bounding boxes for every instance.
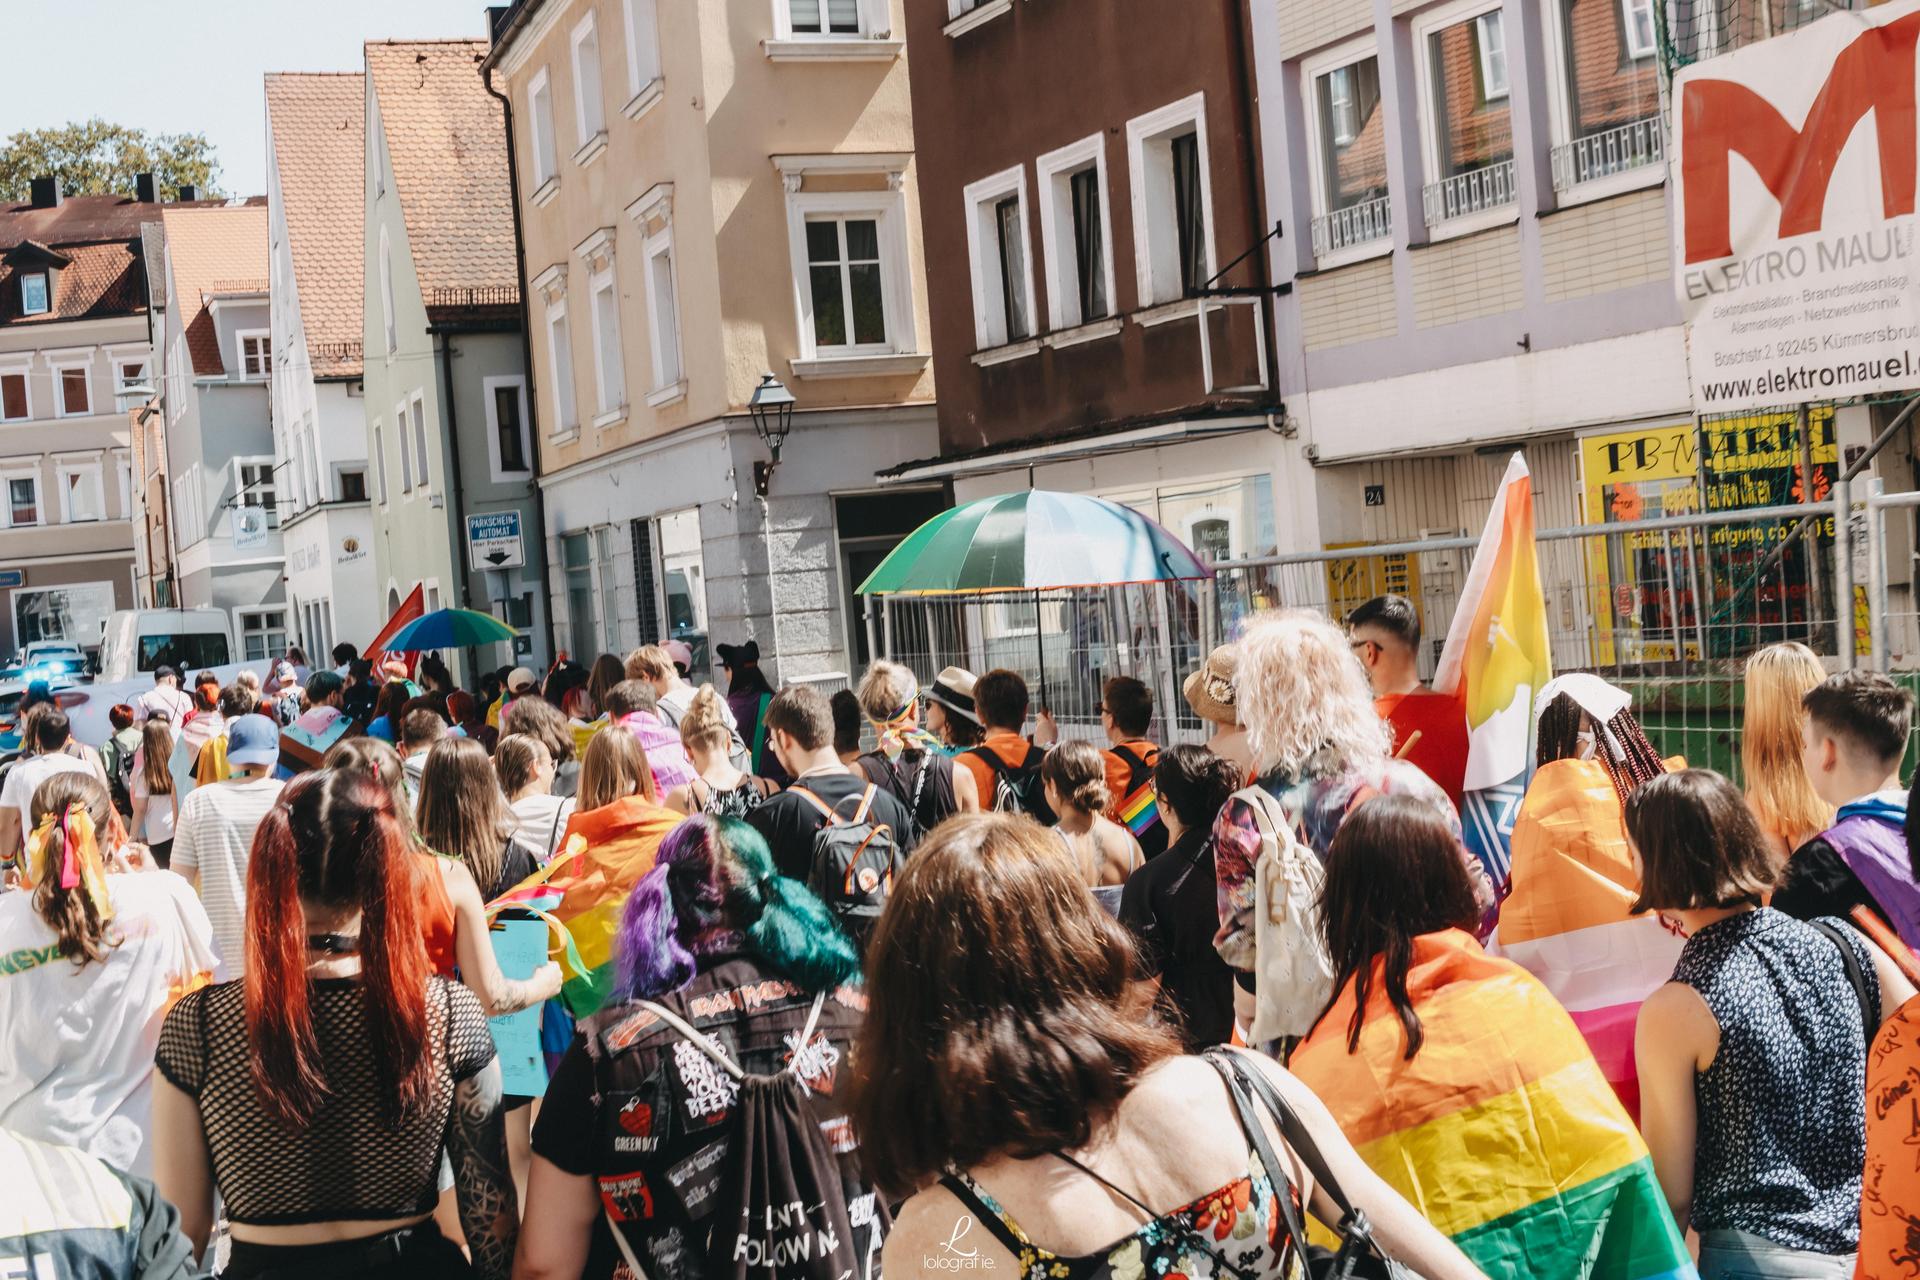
[1491,756,1686,1121]
[1292,930,1695,1280]
[1117,784,1159,837]
[1433,453,1552,891]
[489,795,684,1017]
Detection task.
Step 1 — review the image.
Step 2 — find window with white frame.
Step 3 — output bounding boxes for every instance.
[1126,95,1213,307]
[396,401,415,492]
[236,458,277,522]
[528,68,559,190]
[239,609,288,663]
[1036,136,1115,331]
[787,0,861,36]
[167,340,185,422]
[622,0,662,104]
[962,167,1036,349]
[373,421,389,503]
[1418,0,1517,221]
[4,469,39,527]
[1305,47,1390,256]
[589,265,625,416]
[805,216,888,350]
[409,394,430,492]
[19,273,48,316]
[486,376,532,479]
[0,367,28,422]
[595,525,622,652]
[546,296,579,434]
[52,362,91,417]
[113,356,148,397]
[238,332,270,379]
[571,14,607,155]
[379,227,397,355]
[562,531,597,660]
[643,228,682,394]
[55,458,104,523]
[1547,0,1662,189]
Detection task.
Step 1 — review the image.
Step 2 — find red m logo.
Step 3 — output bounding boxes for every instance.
[1681,10,1920,264]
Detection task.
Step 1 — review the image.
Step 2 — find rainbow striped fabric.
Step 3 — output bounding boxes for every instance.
[1118,784,1159,837]
[489,795,684,1017]
[1492,756,1685,1121]
[1292,929,1695,1280]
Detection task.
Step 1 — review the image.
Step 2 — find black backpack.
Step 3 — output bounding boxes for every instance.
[969,744,1056,824]
[103,734,137,817]
[854,750,935,845]
[794,784,905,940]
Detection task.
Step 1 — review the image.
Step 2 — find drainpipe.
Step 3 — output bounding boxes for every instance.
[1230,0,1283,412]
[484,58,559,667]
[438,328,480,683]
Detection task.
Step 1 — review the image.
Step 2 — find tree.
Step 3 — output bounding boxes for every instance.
[0,119,220,203]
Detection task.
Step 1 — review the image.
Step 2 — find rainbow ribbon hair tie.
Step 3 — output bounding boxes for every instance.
[869,681,941,759]
[24,802,114,923]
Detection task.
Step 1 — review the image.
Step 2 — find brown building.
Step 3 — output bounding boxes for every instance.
[888,0,1281,544]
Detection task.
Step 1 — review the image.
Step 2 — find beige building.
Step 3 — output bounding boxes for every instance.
[483,0,939,683]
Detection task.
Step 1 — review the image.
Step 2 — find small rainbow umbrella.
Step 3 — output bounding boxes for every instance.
[383,607,519,651]
[856,490,1214,702]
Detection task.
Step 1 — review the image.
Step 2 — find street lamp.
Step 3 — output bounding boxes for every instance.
[746,372,794,498]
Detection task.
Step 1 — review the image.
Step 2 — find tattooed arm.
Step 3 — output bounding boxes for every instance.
[443,859,563,1016]
[448,1059,519,1280]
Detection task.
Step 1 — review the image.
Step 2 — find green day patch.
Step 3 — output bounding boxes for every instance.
[0,943,63,977]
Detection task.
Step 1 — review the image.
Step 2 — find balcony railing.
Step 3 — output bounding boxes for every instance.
[1311,195,1393,258]
[1421,158,1516,224]
[1550,116,1664,191]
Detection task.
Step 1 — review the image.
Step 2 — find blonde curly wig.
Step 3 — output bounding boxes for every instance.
[1236,609,1394,778]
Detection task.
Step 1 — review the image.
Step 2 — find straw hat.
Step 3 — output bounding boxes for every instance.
[1182,645,1240,726]
[924,666,979,725]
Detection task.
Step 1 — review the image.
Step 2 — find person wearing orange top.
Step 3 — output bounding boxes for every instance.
[956,670,1058,823]
[1097,675,1166,859]
[1348,594,1468,810]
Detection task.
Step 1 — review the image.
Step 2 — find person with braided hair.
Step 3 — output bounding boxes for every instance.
[517,815,872,1280]
[0,771,215,1176]
[1492,674,1683,1120]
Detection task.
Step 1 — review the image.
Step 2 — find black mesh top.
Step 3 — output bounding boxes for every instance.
[155,976,495,1226]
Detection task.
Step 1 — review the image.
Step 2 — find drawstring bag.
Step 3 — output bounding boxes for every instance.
[614,993,874,1280]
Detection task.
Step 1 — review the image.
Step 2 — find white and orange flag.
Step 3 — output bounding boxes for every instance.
[1433,453,1553,889]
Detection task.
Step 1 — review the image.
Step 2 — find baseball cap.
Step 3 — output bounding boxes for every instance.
[507,666,538,692]
[225,714,281,766]
[715,640,760,669]
[660,639,694,671]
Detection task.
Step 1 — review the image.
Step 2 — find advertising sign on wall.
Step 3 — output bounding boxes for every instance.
[1670,0,1920,411]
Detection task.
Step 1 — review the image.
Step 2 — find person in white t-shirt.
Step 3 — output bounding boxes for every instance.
[170,715,285,982]
[133,667,194,728]
[496,733,574,865]
[0,708,95,861]
[129,720,181,869]
[0,770,217,1177]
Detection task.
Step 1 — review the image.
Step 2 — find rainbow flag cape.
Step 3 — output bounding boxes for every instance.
[1433,453,1552,891]
[1118,784,1159,837]
[1492,757,1686,1122]
[1292,930,1695,1280]
[488,794,684,1017]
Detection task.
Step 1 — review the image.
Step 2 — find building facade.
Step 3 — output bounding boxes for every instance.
[145,202,288,659]
[363,39,550,677]
[266,72,378,664]
[0,185,159,659]
[483,0,940,684]
[890,0,1282,561]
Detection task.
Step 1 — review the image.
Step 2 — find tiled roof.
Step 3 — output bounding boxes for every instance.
[0,193,166,250]
[365,40,518,301]
[266,72,367,379]
[161,204,269,377]
[0,241,145,325]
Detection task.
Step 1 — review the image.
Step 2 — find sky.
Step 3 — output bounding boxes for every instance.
[0,0,496,198]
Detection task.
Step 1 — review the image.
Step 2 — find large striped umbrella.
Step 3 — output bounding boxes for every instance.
[856,490,1214,707]
[855,489,1214,596]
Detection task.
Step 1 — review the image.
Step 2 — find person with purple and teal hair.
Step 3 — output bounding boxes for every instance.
[517,816,876,1280]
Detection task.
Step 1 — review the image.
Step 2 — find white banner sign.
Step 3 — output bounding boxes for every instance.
[1671,0,1920,412]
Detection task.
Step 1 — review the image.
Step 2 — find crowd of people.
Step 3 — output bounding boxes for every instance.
[2,604,1918,1280]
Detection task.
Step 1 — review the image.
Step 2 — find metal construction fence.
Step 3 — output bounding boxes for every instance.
[872,490,1920,783]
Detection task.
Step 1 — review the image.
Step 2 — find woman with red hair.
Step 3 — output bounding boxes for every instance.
[151,768,518,1279]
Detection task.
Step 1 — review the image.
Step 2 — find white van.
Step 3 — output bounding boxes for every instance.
[95,608,237,684]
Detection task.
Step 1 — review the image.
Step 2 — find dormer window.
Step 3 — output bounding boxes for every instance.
[20,273,48,316]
